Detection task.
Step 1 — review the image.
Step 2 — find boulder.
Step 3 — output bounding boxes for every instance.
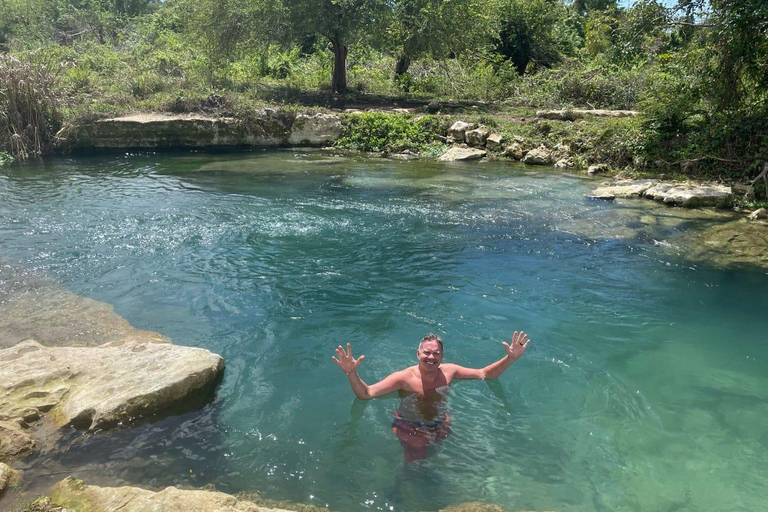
[0,421,35,461]
[439,146,487,162]
[0,338,224,460]
[288,113,341,146]
[552,142,571,160]
[643,182,733,208]
[447,121,476,142]
[587,163,610,176]
[748,208,768,220]
[589,179,660,200]
[502,142,525,160]
[51,477,289,512]
[554,158,575,169]
[465,127,491,147]
[521,146,553,165]
[0,462,21,494]
[485,133,503,151]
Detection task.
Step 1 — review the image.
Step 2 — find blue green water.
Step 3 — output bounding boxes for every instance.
[1,151,767,512]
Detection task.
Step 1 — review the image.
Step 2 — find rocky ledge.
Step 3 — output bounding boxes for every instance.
[41,477,555,512]
[588,179,734,208]
[0,337,224,462]
[68,111,342,149]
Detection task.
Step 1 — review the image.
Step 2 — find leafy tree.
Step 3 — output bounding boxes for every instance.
[496,0,568,75]
[386,0,494,80]
[282,0,390,93]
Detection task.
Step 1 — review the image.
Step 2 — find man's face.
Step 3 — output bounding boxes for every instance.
[417,340,443,372]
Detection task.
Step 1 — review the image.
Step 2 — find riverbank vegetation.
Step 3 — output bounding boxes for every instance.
[0,0,766,189]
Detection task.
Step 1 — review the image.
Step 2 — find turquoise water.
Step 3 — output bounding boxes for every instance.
[1,151,767,512]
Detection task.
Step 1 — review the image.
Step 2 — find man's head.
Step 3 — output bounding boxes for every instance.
[417,333,444,372]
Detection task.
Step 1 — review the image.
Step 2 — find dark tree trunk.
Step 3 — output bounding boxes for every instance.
[330,36,348,94]
[394,55,411,77]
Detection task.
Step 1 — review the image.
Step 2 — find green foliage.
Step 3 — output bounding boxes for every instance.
[497,0,570,74]
[335,113,446,152]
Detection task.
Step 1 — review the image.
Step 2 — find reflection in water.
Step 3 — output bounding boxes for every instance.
[1,151,768,512]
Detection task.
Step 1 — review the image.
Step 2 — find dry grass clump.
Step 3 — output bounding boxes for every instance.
[0,54,63,160]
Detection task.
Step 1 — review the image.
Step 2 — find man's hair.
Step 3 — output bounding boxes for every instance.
[419,333,444,352]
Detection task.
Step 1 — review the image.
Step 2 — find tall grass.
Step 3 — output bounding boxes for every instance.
[0,53,63,160]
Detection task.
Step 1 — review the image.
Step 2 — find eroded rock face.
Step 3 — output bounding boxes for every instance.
[72,111,292,149]
[0,338,224,461]
[288,113,342,146]
[51,477,287,512]
[439,146,487,162]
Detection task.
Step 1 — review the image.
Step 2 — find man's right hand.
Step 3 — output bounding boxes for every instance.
[332,343,365,375]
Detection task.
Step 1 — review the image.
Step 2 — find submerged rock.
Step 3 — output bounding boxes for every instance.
[678,218,768,268]
[0,338,224,461]
[439,146,487,162]
[0,462,21,493]
[0,265,171,349]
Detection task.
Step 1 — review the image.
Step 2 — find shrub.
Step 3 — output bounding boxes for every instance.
[335,113,447,153]
[0,53,63,160]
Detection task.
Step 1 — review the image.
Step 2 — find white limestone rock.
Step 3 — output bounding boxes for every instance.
[588,179,660,200]
[643,182,733,207]
[748,208,768,220]
[447,121,476,143]
[439,146,487,162]
[288,113,342,145]
[521,146,553,165]
[502,142,525,160]
[465,127,491,147]
[485,133,503,150]
[0,337,224,463]
[587,163,610,176]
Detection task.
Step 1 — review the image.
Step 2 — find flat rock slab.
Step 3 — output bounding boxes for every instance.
[536,109,638,120]
[287,113,342,146]
[439,146,487,161]
[52,477,291,512]
[589,180,733,208]
[0,338,224,461]
[644,182,733,207]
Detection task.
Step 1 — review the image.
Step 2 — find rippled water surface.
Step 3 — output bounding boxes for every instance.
[2,151,767,512]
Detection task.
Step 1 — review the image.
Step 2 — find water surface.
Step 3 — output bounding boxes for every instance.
[1,151,767,512]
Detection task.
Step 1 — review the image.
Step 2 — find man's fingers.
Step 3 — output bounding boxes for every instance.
[346,342,352,356]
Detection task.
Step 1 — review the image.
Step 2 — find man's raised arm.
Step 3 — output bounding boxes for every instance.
[332,343,403,400]
[449,331,531,380]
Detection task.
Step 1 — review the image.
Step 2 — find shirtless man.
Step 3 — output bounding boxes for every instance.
[332,331,531,462]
